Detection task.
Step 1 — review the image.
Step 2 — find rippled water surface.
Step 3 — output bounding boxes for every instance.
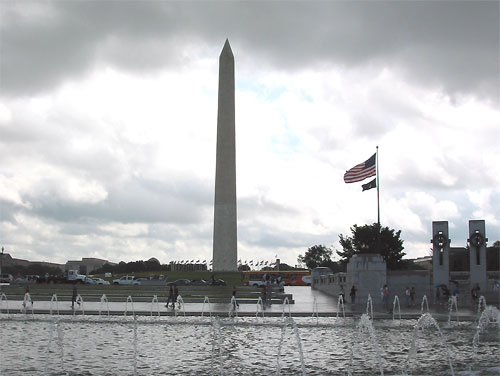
[1,315,499,375]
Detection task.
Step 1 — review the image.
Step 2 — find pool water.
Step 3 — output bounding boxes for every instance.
[0,315,499,375]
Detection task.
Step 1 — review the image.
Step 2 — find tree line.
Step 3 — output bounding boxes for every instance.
[297,223,500,271]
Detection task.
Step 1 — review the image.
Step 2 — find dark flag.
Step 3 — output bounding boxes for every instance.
[362,178,377,191]
[344,153,376,183]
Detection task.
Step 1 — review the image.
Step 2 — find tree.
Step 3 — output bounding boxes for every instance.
[297,245,333,270]
[337,223,406,270]
[238,264,250,271]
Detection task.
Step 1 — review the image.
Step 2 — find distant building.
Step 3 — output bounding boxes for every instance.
[65,258,115,274]
[0,253,65,272]
[412,256,432,270]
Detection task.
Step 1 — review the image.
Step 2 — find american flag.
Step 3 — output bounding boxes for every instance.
[344,153,376,183]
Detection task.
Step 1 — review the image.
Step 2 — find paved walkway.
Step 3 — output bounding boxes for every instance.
[0,286,487,321]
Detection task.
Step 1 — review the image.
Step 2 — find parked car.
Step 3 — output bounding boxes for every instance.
[0,274,13,283]
[132,278,148,285]
[167,279,191,286]
[93,278,110,285]
[190,279,208,286]
[113,276,136,285]
[84,276,95,284]
[211,279,227,286]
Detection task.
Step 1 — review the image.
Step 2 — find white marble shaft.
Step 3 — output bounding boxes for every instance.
[213,40,237,271]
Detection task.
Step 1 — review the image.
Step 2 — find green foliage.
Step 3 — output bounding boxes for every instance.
[4,264,62,277]
[487,243,499,271]
[337,223,406,270]
[275,263,298,271]
[94,260,171,275]
[260,263,300,271]
[297,245,334,270]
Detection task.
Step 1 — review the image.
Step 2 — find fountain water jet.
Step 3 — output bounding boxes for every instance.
[420,295,430,314]
[447,296,459,325]
[210,316,224,375]
[256,296,265,319]
[133,315,138,376]
[44,319,56,375]
[124,296,135,317]
[22,292,34,317]
[281,296,291,320]
[392,295,401,322]
[175,295,186,319]
[72,294,84,317]
[336,294,345,318]
[276,317,306,376]
[0,292,9,315]
[49,294,59,316]
[151,295,160,317]
[347,313,384,376]
[477,295,487,316]
[472,305,500,356]
[312,296,318,324]
[366,294,374,319]
[99,294,110,317]
[44,318,64,374]
[404,312,454,376]
[202,296,212,317]
[229,296,238,318]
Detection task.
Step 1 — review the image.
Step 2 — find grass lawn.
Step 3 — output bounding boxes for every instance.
[93,271,245,287]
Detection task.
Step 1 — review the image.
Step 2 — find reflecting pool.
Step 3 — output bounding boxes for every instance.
[1,313,499,375]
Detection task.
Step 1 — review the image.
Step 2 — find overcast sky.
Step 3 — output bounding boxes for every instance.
[0,1,499,267]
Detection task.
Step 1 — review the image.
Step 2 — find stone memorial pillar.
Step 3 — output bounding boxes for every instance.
[468,220,488,291]
[431,221,450,287]
[347,254,387,303]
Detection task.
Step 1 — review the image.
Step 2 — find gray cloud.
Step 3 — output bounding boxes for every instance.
[21,175,211,224]
[1,1,498,266]
[2,2,497,98]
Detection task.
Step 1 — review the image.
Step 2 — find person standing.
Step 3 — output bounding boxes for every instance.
[471,284,479,310]
[71,283,78,310]
[173,284,179,309]
[349,285,357,304]
[231,285,239,310]
[435,285,441,310]
[405,287,411,307]
[339,285,345,304]
[382,285,389,312]
[261,286,267,310]
[442,284,450,303]
[166,285,174,308]
[452,283,460,301]
[410,287,416,307]
[265,279,272,307]
[276,275,282,286]
[23,286,32,310]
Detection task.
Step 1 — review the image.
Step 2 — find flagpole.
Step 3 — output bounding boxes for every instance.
[376,146,380,255]
[376,145,380,227]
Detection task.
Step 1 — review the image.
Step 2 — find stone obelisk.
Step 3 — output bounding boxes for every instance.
[213,39,237,271]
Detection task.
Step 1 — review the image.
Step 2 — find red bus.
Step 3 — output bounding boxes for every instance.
[242,270,311,286]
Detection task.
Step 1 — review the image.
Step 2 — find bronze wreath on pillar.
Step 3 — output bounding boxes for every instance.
[432,232,447,249]
[468,231,484,249]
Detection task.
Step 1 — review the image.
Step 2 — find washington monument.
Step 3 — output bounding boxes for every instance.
[213,40,237,271]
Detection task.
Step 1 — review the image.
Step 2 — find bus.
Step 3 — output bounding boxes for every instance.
[242,270,311,287]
